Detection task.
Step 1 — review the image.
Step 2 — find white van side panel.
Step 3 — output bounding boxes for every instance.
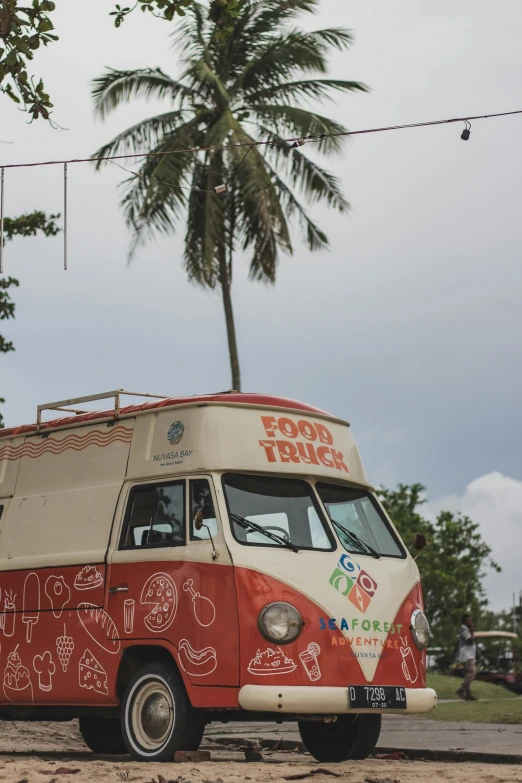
[0,483,122,570]
[0,435,24,498]
[15,422,134,496]
[0,421,135,570]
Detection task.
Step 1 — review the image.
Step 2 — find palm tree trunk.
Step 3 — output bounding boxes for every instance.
[218,243,241,391]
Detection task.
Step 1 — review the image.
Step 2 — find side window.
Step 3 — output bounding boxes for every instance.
[190,479,218,541]
[0,506,3,522]
[120,481,185,549]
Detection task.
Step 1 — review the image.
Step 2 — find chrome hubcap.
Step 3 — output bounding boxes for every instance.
[131,679,174,751]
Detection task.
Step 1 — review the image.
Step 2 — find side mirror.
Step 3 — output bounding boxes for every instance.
[194,511,204,531]
[412,533,427,552]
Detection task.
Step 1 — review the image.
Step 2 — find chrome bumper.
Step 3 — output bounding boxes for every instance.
[238,685,437,714]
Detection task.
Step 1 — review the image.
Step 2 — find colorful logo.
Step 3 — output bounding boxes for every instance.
[329,554,378,613]
[167,421,185,446]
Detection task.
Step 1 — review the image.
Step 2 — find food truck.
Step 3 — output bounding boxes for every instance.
[0,390,436,762]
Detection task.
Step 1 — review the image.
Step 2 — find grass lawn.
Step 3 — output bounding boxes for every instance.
[426,672,517,701]
[425,699,522,724]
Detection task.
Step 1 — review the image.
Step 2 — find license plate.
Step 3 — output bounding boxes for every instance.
[349,685,407,710]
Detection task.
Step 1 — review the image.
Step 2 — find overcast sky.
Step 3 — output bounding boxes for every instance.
[1,0,521,611]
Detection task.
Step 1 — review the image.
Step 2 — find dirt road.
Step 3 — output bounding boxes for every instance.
[0,720,521,783]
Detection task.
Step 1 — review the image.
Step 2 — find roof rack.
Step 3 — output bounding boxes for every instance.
[36,390,168,432]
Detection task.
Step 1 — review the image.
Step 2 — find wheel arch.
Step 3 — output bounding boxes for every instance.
[116,642,187,701]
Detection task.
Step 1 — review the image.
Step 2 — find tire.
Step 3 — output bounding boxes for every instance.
[121,661,205,762]
[298,714,381,763]
[79,716,127,755]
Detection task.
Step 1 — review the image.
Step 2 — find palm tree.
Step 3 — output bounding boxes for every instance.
[91,0,367,390]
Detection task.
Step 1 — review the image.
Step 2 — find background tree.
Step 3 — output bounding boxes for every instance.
[0,211,59,427]
[91,0,367,390]
[379,483,501,670]
[0,0,201,122]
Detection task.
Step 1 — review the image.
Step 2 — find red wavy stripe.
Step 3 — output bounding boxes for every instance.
[0,427,133,462]
[0,430,133,458]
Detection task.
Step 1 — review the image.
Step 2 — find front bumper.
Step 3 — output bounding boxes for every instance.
[238,685,437,715]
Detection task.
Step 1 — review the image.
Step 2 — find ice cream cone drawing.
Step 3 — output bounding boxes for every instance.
[183,579,216,627]
[400,638,418,684]
[299,642,321,681]
[3,645,33,702]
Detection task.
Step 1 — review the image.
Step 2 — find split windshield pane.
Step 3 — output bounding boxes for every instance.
[223,474,334,551]
[315,483,404,558]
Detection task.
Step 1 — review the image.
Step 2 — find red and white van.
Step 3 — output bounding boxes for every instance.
[0,390,436,762]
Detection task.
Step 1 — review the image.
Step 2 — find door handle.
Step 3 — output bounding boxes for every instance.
[109,585,129,593]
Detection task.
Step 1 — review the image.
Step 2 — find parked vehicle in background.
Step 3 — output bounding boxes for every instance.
[0,390,436,763]
[451,631,521,694]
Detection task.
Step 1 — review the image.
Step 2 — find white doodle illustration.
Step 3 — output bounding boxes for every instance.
[74,565,103,591]
[56,624,75,672]
[247,647,297,676]
[22,572,40,643]
[123,599,135,634]
[78,603,121,654]
[33,651,56,692]
[79,649,109,695]
[178,639,217,677]
[183,579,216,627]
[0,589,16,637]
[3,645,34,702]
[299,642,321,682]
[45,575,71,619]
[400,637,419,685]
[140,573,177,633]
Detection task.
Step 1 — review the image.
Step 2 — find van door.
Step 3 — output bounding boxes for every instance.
[107,475,239,687]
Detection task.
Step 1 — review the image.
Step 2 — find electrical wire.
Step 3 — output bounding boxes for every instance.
[0,108,521,172]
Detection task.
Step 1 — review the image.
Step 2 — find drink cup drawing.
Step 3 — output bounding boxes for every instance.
[400,642,418,684]
[1,591,16,637]
[299,642,321,682]
[124,599,135,634]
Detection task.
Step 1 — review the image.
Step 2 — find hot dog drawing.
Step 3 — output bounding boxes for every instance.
[178,639,217,677]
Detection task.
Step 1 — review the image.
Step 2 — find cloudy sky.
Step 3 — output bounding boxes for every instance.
[1,0,521,611]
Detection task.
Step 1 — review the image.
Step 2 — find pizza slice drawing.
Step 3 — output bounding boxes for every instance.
[140,573,178,633]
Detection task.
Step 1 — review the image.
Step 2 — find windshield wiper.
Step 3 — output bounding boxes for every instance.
[330,519,381,559]
[230,513,299,553]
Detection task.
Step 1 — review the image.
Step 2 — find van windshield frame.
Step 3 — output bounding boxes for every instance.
[315,482,406,559]
[222,473,336,552]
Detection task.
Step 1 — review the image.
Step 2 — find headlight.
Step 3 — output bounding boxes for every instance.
[410,609,430,650]
[258,602,303,644]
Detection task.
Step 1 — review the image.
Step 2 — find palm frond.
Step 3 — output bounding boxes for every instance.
[243,78,368,105]
[261,156,330,252]
[91,109,193,168]
[262,131,348,211]
[252,105,347,153]
[119,120,205,256]
[243,0,319,39]
[228,124,292,282]
[173,2,209,62]
[183,156,225,289]
[91,68,195,120]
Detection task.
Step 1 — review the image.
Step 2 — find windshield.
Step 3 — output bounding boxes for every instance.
[316,483,404,558]
[223,474,334,551]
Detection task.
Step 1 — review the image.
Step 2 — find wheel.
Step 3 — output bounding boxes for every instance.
[79,716,127,755]
[298,714,381,762]
[121,661,205,761]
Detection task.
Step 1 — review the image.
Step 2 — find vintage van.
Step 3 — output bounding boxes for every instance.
[0,390,436,762]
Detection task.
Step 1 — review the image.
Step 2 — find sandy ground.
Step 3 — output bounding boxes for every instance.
[0,720,521,783]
